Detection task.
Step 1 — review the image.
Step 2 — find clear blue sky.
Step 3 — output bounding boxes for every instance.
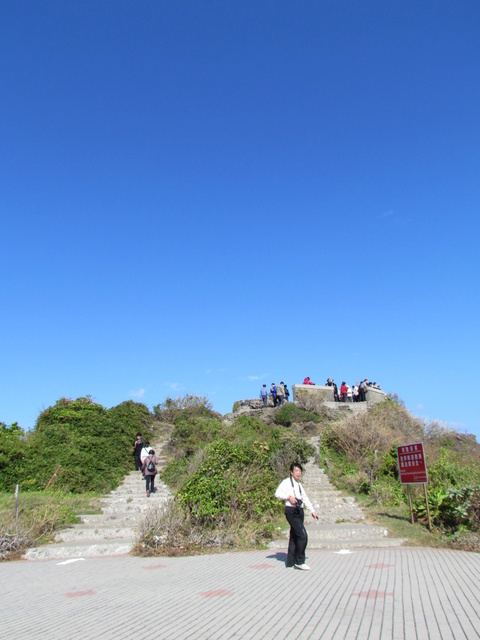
[1,1,479,438]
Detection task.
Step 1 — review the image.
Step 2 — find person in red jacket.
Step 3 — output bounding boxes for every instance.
[303,376,314,385]
[340,381,348,402]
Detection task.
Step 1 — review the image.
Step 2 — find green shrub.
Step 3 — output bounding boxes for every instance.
[274,403,323,427]
[4,397,152,493]
[269,435,316,477]
[177,439,276,526]
[161,457,189,491]
[227,415,276,445]
[0,423,26,492]
[153,395,214,423]
[427,449,480,490]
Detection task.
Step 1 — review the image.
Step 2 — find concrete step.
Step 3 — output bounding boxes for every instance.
[80,512,140,525]
[269,537,406,550]
[24,540,135,560]
[304,523,389,541]
[100,492,171,503]
[55,525,135,542]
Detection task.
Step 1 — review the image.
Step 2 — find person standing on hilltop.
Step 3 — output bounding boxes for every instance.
[333,380,339,402]
[275,462,319,570]
[276,381,285,406]
[359,379,368,402]
[284,384,290,402]
[303,376,314,385]
[270,383,277,407]
[260,384,268,407]
[340,381,348,402]
[353,382,360,402]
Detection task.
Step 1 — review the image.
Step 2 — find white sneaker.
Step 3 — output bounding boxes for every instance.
[294,564,310,571]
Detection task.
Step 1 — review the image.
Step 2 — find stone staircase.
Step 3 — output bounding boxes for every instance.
[270,437,406,551]
[24,440,172,561]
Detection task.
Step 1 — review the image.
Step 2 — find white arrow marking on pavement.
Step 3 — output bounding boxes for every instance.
[334,549,353,555]
[56,558,86,565]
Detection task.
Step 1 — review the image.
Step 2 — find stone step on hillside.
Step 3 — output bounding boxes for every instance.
[24,439,172,561]
[269,522,403,551]
[57,525,135,542]
[24,540,134,560]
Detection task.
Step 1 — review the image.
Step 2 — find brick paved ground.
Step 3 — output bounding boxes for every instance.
[1,548,479,639]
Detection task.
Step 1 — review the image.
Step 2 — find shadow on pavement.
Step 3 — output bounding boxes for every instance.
[266,552,288,564]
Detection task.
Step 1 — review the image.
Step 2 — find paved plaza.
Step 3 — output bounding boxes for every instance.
[1,547,479,639]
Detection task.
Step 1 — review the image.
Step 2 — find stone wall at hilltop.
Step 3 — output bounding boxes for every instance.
[292,384,387,406]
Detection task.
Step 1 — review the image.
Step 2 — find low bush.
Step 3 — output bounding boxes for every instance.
[445,529,480,552]
[153,395,215,424]
[274,403,324,428]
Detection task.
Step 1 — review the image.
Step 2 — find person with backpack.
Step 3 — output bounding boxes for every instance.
[140,441,152,478]
[142,449,158,497]
[270,383,277,407]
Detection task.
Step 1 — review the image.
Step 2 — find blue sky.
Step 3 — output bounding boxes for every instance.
[1,1,479,438]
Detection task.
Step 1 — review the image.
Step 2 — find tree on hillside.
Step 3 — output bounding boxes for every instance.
[21,397,153,493]
[0,422,26,491]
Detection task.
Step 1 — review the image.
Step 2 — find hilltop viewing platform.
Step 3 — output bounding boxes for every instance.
[292,384,388,406]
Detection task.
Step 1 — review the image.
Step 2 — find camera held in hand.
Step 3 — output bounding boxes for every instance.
[295,498,303,510]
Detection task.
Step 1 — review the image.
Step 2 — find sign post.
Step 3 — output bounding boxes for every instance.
[397,442,431,530]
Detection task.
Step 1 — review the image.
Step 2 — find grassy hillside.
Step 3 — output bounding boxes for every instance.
[317,399,480,550]
[2,394,480,559]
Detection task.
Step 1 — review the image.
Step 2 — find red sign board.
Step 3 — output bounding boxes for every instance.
[397,442,428,484]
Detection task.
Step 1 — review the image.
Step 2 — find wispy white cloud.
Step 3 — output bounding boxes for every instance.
[417,403,424,410]
[205,367,227,375]
[130,388,146,398]
[377,209,394,219]
[237,374,268,382]
[168,382,180,391]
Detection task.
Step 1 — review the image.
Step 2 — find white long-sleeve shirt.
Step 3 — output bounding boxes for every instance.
[275,476,315,513]
[140,446,151,463]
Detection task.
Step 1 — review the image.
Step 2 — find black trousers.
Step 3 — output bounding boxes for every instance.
[285,507,308,566]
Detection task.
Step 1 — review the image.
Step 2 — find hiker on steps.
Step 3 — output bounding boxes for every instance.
[275,462,318,571]
[133,433,145,471]
[140,440,152,477]
[142,449,158,497]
